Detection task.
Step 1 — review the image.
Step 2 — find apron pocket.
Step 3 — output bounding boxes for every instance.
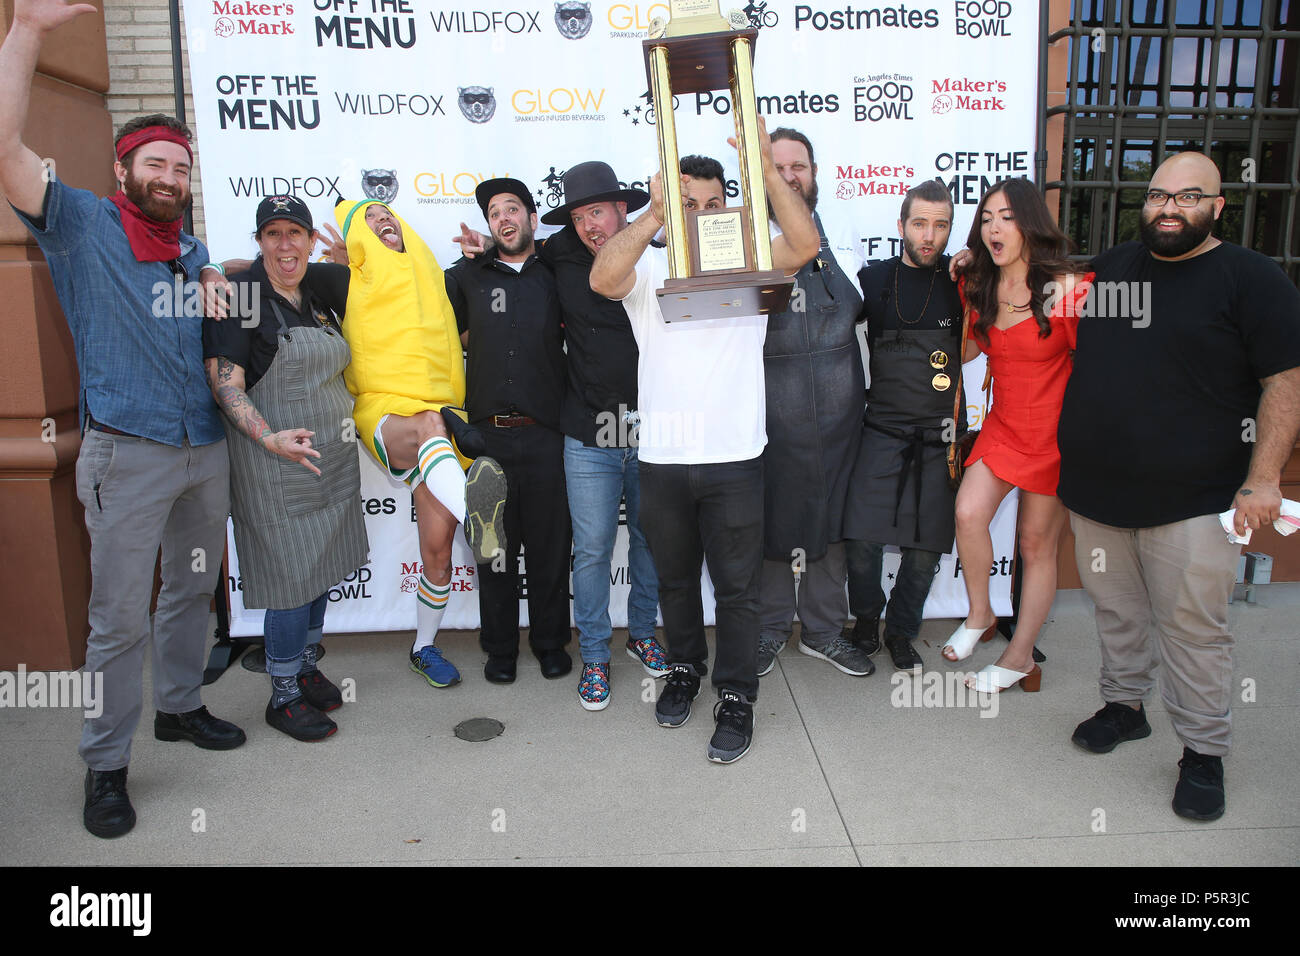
[278,453,327,517]
[316,438,361,506]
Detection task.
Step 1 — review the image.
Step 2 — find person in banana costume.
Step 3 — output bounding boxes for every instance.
[333,198,507,689]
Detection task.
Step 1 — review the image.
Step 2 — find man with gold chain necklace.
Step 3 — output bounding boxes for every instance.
[841,181,965,673]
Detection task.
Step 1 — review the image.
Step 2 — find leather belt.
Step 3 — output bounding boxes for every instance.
[491,414,535,428]
[88,417,139,439]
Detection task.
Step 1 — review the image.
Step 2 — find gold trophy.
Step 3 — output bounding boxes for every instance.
[643,1,793,322]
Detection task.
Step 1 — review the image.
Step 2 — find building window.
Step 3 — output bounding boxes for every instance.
[1050,0,1300,282]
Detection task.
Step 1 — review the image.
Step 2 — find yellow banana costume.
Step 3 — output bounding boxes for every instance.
[335,199,470,473]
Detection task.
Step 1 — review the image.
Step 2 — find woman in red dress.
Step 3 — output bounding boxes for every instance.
[945,178,1092,692]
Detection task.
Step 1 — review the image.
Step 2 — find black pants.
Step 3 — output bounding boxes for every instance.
[638,456,764,702]
[476,423,572,657]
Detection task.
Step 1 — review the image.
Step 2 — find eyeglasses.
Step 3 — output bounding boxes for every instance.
[1144,189,1219,207]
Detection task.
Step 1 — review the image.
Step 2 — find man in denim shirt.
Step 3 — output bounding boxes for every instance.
[1,0,245,840]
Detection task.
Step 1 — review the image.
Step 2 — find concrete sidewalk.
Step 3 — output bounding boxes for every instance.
[2,586,1297,866]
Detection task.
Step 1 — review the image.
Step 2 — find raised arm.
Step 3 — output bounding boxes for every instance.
[750,119,819,273]
[206,356,322,474]
[590,176,663,300]
[0,0,97,216]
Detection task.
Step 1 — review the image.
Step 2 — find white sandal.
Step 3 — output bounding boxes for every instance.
[941,619,997,663]
[965,663,1042,693]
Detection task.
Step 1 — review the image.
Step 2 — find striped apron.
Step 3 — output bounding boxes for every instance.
[225,310,369,610]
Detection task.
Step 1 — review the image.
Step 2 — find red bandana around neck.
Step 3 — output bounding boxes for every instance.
[111,192,183,262]
[111,126,193,262]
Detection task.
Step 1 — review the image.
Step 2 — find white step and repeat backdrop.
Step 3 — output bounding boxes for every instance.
[181,0,1036,635]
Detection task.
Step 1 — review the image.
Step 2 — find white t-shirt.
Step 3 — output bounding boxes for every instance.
[619,246,768,465]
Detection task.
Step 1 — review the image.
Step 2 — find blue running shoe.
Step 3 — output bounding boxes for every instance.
[410,645,461,688]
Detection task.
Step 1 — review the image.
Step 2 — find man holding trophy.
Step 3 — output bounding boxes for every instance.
[589,1,819,763]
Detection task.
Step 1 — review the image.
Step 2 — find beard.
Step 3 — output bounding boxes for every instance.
[122,167,190,223]
[1140,206,1213,257]
[494,220,535,257]
[902,235,943,268]
[767,178,819,220]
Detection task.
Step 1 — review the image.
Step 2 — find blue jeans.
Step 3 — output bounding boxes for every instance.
[845,540,941,640]
[264,593,328,678]
[564,436,660,663]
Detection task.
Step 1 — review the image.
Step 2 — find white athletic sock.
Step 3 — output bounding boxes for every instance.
[417,436,467,524]
[413,573,450,652]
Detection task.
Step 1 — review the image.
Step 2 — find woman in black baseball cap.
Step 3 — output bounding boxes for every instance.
[203,197,368,741]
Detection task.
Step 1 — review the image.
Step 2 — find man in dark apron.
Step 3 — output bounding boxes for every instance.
[757,129,871,679]
[842,181,962,673]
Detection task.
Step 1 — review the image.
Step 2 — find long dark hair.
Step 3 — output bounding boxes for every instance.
[958,178,1075,340]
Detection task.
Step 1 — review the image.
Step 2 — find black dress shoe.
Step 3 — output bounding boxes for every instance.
[154,706,247,750]
[484,655,517,684]
[536,647,573,679]
[440,406,488,460]
[84,767,135,839]
[297,669,343,712]
[266,698,337,742]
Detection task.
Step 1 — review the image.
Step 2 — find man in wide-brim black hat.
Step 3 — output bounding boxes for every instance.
[459,161,672,712]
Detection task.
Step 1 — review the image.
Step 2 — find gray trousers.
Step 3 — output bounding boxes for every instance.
[759,542,848,644]
[1070,511,1239,756]
[75,430,230,770]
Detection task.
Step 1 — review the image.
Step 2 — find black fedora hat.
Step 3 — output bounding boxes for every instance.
[540,161,649,226]
[475,177,537,218]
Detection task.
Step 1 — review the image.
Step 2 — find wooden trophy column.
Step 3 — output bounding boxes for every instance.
[0,2,113,669]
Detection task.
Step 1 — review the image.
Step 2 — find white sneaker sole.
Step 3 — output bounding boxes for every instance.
[464,457,507,566]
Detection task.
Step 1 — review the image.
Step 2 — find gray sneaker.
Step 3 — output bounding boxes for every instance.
[756,634,787,677]
[797,633,875,676]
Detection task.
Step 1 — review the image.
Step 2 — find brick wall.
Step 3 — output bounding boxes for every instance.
[103,0,205,241]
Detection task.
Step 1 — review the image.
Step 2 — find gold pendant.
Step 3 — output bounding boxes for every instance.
[932,372,951,391]
[929,350,949,369]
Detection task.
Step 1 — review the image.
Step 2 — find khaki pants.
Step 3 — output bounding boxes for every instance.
[1069,511,1239,756]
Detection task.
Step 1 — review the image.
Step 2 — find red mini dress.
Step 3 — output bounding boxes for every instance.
[963,274,1094,496]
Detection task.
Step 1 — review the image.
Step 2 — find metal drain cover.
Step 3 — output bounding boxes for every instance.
[454,718,504,741]
[239,643,326,673]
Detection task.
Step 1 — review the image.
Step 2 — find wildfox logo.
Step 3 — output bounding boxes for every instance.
[554,1,592,38]
[362,169,399,202]
[459,86,497,123]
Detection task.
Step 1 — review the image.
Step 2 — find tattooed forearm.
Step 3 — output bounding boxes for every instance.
[208,357,273,446]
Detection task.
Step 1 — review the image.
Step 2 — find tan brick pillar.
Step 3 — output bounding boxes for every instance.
[0,1,114,669]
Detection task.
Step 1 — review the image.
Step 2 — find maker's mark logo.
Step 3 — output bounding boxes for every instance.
[362,169,399,202]
[554,1,592,39]
[459,86,497,124]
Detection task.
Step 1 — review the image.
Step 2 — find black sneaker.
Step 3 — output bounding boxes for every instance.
[707,690,754,764]
[1071,702,1151,754]
[297,669,343,711]
[265,697,338,742]
[846,616,881,657]
[884,632,923,674]
[440,406,487,460]
[1172,747,1225,821]
[464,456,508,566]
[83,768,135,839]
[655,665,700,728]
[154,706,247,750]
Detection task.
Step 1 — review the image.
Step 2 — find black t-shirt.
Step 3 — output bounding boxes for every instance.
[444,251,566,427]
[538,225,642,445]
[1058,240,1300,527]
[858,255,963,339]
[202,260,349,389]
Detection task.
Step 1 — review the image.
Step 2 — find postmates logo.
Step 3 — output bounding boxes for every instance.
[212,1,295,37]
[414,170,515,205]
[930,77,1008,113]
[834,161,916,199]
[512,87,607,123]
[535,165,567,212]
[606,2,669,36]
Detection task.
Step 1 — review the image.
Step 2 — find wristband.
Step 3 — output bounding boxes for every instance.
[202,262,225,276]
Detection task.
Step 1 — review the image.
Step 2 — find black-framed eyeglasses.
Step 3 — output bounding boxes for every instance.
[1144,189,1219,208]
